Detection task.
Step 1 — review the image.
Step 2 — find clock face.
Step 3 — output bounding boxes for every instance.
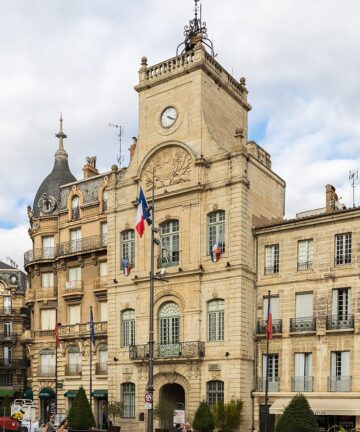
[160,106,178,128]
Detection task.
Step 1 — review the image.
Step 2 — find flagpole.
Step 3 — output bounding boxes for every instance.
[90,306,93,408]
[55,322,58,416]
[264,290,271,432]
[147,171,155,432]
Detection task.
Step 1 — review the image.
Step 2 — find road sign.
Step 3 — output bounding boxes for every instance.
[145,402,152,410]
[145,392,153,403]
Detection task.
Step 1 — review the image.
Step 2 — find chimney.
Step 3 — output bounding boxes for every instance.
[129,137,137,161]
[83,156,99,179]
[325,184,338,212]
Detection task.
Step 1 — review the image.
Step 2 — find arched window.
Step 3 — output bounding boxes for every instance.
[159,302,180,356]
[40,349,55,376]
[206,380,224,405]
[102,189,108,212]
[71,196,80,221]
[207,299,224,341]
[159,220,179,267]
[208,210,225,254]
[121,309,135,347]
[121,382,135,418]
[121,230,135,268]
[67,345,81,375]
[97,343,108,374]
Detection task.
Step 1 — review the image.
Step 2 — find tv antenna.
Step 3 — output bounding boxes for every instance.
[109,123,124,167]
[349,169,358,208]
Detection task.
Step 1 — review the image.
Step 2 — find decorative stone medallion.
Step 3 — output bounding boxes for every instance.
[38,193,57,214]
[144,147,192,191]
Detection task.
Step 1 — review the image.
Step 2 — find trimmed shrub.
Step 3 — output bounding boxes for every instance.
[213,399,243,432]
[275,394,319,432]
[67,387,96,430]
[193,401,214,432]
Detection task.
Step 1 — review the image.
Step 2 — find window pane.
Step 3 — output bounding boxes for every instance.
[121,383,135,418]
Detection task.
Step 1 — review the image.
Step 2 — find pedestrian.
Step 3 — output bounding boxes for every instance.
[173,424,181,432]
[59,419,69,432]
[183,422,192,432]
[45,418,55,432]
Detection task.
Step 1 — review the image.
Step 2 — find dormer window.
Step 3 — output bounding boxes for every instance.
[71,196,80,221]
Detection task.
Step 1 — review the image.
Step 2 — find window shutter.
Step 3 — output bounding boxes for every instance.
[296,293,313,318]
[295,353,305,377]
[331,352,337,377]
[341,351,350,376]
[305,353,312,377]
[332,290,339,316]
[262,354,267,379]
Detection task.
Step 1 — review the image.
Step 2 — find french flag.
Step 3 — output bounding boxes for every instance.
[136,187,151,237]
[122,258,131,276]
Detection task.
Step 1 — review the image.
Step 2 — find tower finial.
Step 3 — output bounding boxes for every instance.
[176,0,214,57]
[55,114,68,158]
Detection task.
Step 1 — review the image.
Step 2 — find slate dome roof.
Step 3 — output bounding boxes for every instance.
[32,116,76,217]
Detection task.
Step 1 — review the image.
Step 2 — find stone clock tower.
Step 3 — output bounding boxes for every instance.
[106,3,285,431]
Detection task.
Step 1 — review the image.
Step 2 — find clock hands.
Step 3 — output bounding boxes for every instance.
[167,115,176,120]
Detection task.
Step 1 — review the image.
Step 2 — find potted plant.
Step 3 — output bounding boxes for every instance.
[193,401,214,432]
[67,387,96,431]
[154,399,176,432]
[213,399,243,432]
[103,401,123,432]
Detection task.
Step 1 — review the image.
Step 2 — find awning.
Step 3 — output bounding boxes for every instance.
[39,387,55,400]
[270,398,360,416]
[91,390,108,398]
[64,390,78,398]
[0,389,14,397]
[23,389,33,399]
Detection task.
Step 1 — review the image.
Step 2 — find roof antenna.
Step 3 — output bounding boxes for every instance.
[349,169,358,208]
[109,123,124,167]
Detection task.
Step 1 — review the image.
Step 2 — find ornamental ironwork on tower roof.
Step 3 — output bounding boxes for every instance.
[176,0,214,57]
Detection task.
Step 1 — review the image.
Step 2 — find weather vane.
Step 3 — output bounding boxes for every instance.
[176,0,215,56]
[109,123,124,167]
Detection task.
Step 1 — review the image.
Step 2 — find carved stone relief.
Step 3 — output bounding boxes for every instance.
[143,147,192,191]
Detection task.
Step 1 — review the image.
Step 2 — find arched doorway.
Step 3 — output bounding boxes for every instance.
[160,383,185,409]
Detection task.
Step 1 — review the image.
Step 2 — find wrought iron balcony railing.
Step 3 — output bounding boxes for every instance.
[264,265,279,275]
[129,341,205,360]
[290,317,316,332]
[24,247,56,264]
[297,261,313,271]
[65,364,82,376]
[291,376,314,392]
[257,377,280,392]
[25,234,108,265]
[0,307,30,316]
[38,365,55,377]
[71,207,80,221]
[0,359,27,368]
[95,362,108,375]
[157,251,179,268]
[256,319,282,335]
[326,314,354,330]
[328,376,351,392]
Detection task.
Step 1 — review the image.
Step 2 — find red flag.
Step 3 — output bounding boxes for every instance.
[55,319,60,348]
[266,311,273,340]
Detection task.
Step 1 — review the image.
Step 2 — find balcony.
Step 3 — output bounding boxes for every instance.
[24,247,56,265]
[328,376,351,392]
[129,341,205,361]
[157,251,179,268]
[0,333,18,343]
[65,364,82,376]
[71,207,80,221]
[326,314,354,331]
[59,322,107,340]
[291,376,314,392]
[25,290,36,304]
[38,365,55,377]
[264,265,279,276]
[33,330,55,338]
[58,234,107,258]
[63,280,84,300]
[37,288,57,300]
[0,359,27,369]
[0,308,30,317]
[256,319,282,336]
[93,277,107,296]
[290,317,316,333]
[95,362,108,375]
[257,377,280,392]
[297,261,313,271]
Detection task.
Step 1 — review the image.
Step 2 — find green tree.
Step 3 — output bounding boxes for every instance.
[213,399,243,432]
[67,387,96,430]
[154,399,175,431]
[193,401,214,432]
[275,394,319,432]
[103,401,124,426]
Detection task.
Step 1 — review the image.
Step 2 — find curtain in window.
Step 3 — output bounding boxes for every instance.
[263,297,279,320]
[69,305,81,325]
[295,293,313,318]
[40,309,56,330]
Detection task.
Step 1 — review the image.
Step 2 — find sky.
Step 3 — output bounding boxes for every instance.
[1,0,360,270]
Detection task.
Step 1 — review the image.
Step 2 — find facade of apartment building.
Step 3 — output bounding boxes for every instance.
[254,185,360,432]
[24,120,110,426]
[0,261,29,400]
[105,17,285,432]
